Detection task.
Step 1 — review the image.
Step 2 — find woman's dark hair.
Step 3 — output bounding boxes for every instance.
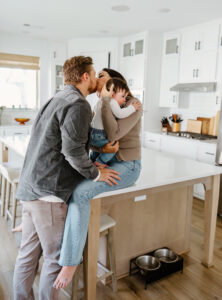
[106,78,129,94]
[102,68,133,98]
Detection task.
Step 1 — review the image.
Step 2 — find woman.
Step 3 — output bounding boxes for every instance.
[54,68,143,288]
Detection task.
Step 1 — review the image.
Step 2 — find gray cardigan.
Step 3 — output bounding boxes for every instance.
[16,84,99,203]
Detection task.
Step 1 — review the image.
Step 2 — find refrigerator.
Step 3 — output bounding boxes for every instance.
[215,101,222,216]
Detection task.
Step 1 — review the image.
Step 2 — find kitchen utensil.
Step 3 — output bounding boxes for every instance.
[197,117,210,135]
[154,248,178,263]
[14,118,30,125]
[187,119,202,133]
[209,116,216,136]
[135,255,161,272]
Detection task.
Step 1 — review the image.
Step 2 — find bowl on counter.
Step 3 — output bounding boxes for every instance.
[135,255,161,275]
[14,118,30,125]
[154,248,178,263]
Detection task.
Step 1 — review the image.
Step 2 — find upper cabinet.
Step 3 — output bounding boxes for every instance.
[119,32,147,90]
[179,22,219,83]
[159,32,180,107]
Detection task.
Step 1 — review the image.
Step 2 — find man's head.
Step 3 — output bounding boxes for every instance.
[63,56,97,95]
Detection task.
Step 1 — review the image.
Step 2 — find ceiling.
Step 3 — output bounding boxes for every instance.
[1,0,222,41]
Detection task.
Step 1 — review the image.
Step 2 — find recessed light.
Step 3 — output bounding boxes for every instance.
[111,5,130,12]
[158,8,171,13]
[23,23,31,27]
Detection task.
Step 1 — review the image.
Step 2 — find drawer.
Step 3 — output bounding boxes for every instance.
[144,132,161,151]
[197,143,216,164]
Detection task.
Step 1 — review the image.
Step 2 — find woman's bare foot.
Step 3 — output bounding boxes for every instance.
[94,161,108,168]
[12,223,22,233]
[54,266,78,289]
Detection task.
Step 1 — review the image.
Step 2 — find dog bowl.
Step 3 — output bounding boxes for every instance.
[154,248,178,263]
[135,255,161,273]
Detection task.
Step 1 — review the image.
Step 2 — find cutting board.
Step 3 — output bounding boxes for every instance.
[187,119,202,133]
[209,116,216,135]
[215,110,220,136]
[197,117,210,135]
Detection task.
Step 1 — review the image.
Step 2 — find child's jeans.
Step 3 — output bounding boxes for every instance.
[90,128,116,164]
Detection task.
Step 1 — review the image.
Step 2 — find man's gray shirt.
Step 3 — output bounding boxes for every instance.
[16,84,99,203]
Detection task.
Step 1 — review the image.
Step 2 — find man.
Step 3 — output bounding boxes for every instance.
[13,56,119,300]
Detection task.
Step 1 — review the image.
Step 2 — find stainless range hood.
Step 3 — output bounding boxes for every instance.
[170,82,216,92]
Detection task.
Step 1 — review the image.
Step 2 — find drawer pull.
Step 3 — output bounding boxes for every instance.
[148,139,156,143]
[205,152,215,156]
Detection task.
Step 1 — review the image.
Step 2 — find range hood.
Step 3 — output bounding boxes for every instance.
[170,82,216,92]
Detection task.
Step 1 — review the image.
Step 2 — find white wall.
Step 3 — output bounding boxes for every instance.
[143,31,169,131]
[68,37,119,72]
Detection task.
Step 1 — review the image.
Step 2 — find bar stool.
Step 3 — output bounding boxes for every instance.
[71,214,118,300]
[0,162,21,227]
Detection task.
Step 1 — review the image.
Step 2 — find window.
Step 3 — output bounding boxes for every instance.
[0,53,39,109]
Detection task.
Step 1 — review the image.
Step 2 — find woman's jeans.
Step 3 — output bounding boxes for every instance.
[59,159,141,266]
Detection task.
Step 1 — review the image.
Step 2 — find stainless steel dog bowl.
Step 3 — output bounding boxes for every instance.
[154,248,178,263]
[135,255,161,272]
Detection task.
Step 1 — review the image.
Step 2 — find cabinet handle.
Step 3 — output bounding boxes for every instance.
[196,69,199,77]
[198,41,201,50]
[195,42,197,51]
[176,45,179,53]
[216,96,219,105]
[148,139,156,143]
[205,152,215,156]
[193,69,195,77]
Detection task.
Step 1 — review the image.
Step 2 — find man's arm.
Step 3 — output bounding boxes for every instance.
[60,100,99,180]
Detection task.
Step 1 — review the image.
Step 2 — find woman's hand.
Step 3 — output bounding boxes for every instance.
[98,168,120,186]
[100,83,114,98]
[102,141,119,153]
[132,99,143,111]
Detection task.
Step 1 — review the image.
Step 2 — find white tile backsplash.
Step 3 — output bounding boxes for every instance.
[168,92,219,131]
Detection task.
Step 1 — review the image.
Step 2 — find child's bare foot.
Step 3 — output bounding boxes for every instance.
[54,266,78,289]
[12,224,22,233]
[94,161,108,168]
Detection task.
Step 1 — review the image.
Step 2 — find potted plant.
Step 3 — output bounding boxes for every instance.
[169,114,183,132]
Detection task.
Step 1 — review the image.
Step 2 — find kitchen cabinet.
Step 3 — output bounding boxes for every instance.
[159,32,180,107]
[144,132,161,151]
[119,32,147,89]
[194,142,217,199]
[160,135,198,159]
[179,22,219,83]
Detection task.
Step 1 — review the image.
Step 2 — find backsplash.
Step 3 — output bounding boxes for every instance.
[0,108,38,125]
[168,92,221,132]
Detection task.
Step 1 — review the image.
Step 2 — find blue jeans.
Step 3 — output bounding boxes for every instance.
[90,128,116,164]
[59,159,141,266]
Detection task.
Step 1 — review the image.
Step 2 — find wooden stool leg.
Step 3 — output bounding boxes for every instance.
[107,227,118,293]
[71,265,81,300]
[0,176,6,216]
[5,180,11,220]
[12,183,18,228]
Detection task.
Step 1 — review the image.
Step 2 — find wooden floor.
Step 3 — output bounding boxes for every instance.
[0,198,222,300]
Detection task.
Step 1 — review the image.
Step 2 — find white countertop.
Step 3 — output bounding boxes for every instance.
[0,134,222,198]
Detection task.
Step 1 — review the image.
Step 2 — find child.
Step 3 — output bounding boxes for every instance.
[90,78,141,167]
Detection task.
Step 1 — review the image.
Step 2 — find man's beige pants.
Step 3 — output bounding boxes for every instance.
[13,200,68,300]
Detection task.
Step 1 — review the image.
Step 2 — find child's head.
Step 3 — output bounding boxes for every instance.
[106,78,129,106]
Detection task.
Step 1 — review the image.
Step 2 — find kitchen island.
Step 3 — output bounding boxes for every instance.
[0,134,222,300]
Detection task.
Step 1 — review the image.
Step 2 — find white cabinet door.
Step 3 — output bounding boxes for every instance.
[144,132,161,151]
[161,136,197,159]
[159,56,179,107]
